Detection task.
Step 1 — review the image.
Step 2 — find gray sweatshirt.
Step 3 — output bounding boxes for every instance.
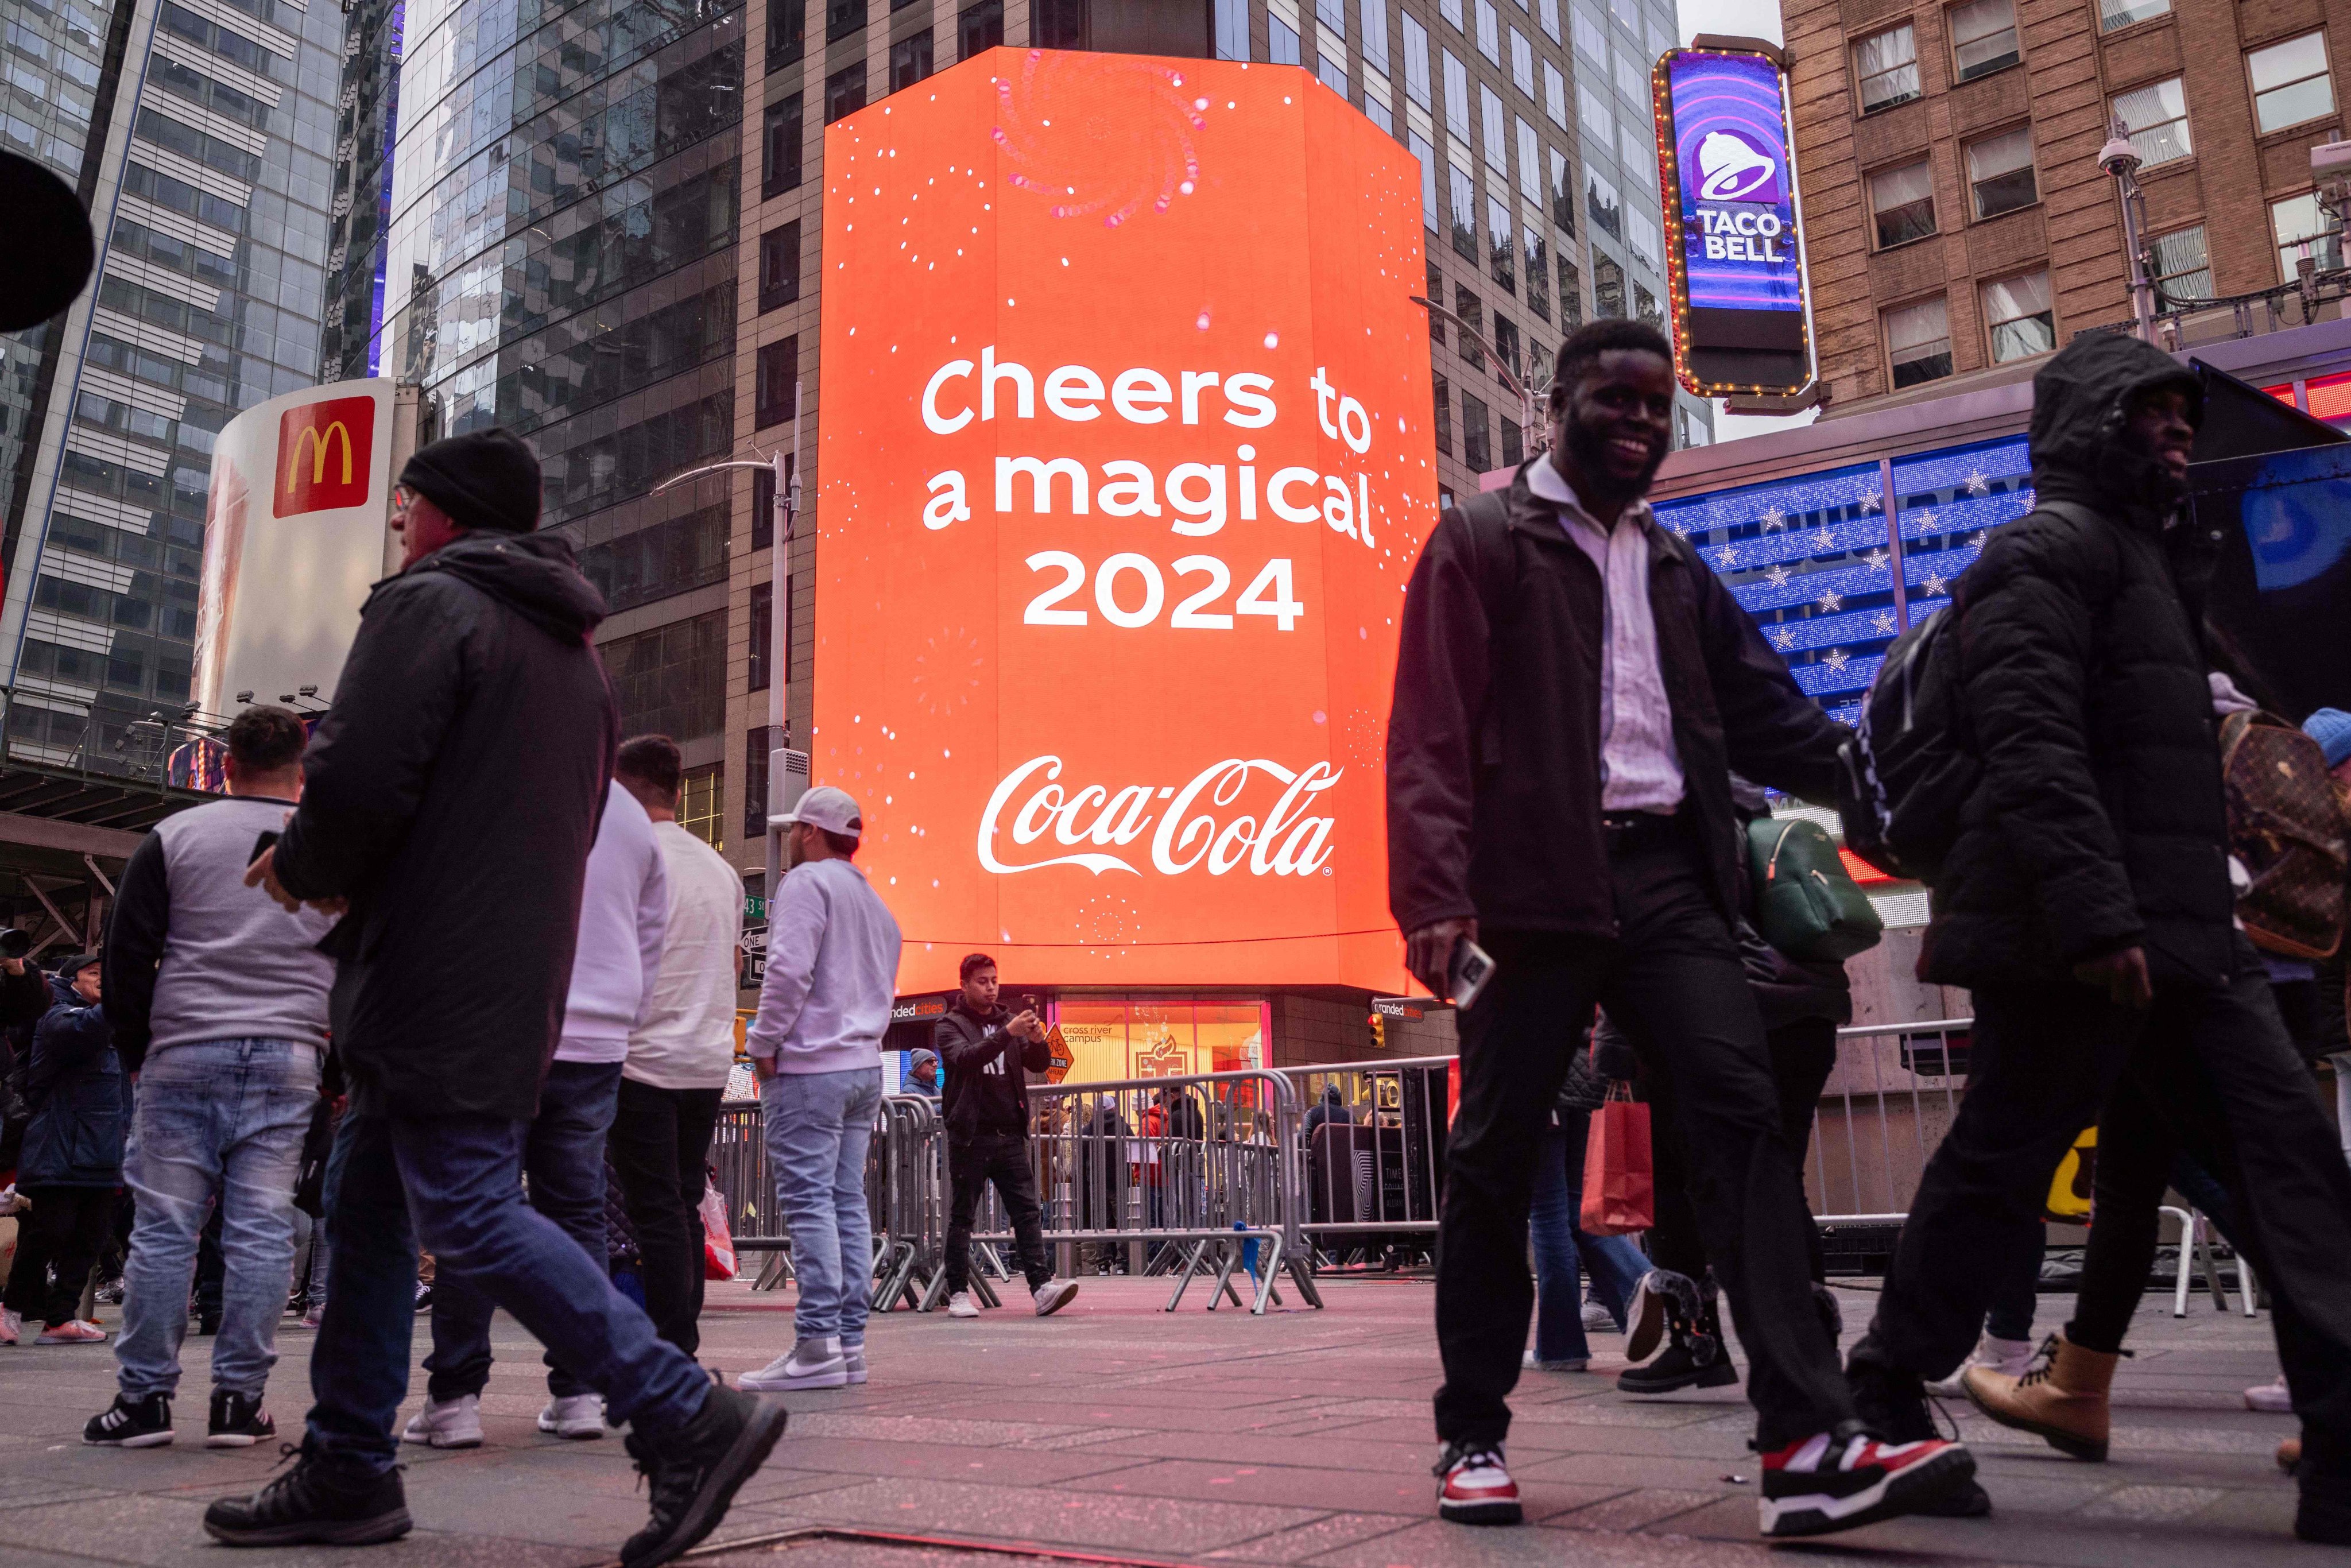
[744,857,901,1075]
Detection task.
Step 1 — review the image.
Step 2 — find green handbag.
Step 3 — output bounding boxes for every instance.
[1746,815,1885,962]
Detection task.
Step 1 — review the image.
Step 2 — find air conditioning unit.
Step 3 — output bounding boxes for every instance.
[766,747,811,828]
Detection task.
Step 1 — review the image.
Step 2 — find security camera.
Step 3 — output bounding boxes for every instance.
[2098,133,2141,179]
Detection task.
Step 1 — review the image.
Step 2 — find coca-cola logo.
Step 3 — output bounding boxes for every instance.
[978,754,1341,878]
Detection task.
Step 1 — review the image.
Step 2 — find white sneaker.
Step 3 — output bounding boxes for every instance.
[2247,1375,2294,1413]
[1522,1348,1590,1372]
[946,1292,980,1319]
[401,1393,483,1448]
[1581,1299,1617,1334]
[537,1394,605,1438]
[1,1307,20,1345]
[1032,1278,1079,1318]
[843,1342,868,1384]
[1929,1334,2033,1397]
[36,1319,107,1344]
[740,1335,847,1391]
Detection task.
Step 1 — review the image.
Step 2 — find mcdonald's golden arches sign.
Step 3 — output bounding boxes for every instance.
[274,394,377,517]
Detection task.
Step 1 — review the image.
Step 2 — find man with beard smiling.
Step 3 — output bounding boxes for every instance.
[1388,319,1973,1538]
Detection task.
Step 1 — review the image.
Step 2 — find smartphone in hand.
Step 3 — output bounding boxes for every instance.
[249,829,280,870]
[1450,940,1498,1011]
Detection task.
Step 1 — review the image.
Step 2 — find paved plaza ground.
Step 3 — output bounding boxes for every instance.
[0,1273,2314,1568]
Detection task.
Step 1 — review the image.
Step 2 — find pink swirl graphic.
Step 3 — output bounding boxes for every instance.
[993,51,1205,227]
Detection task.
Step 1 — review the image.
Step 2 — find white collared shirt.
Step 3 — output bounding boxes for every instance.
[1524,457,1686,813]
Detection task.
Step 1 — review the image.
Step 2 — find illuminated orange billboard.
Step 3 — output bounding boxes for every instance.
[818,48,1437,997]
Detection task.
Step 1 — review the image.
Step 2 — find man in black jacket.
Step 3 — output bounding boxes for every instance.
[1388,320,1970,1537]
[934,953,1077,1319]
[221,428,783,1567]
[1843,333,2351,1546]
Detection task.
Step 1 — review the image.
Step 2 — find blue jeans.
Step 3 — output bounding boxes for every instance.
[426,1060,622,1401]
[761,1066,881,1343]
[306,1102,707,1474]
[117,1039,317,1400]
[1528,1110,1650,1363]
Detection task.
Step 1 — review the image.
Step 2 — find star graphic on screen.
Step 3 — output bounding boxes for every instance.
[1969,529,1990,550]
[1760,506,1788,532]
[1816,590,1843,613]
[1859,486,1883,514]
[1864,548,1889,572]
[1715,542,1742,567]
[1768,626,1797,651]
[2019,486,2036,508]
[1765,563,1792,588]
[1815,526,1837,551]
[1964,467,1990,495]
[1824,647,1852,674]
[1872,611,1897,635]
[1915,508,1936,532]
[1922,573,1948,598]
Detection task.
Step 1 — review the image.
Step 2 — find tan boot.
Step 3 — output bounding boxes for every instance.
[1962,1331,2118,1461]
[2279,1433,2303,1474]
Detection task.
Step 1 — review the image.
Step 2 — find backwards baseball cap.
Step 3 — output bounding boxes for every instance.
[773,784,863,839]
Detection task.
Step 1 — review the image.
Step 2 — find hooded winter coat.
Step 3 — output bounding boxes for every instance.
[18,971,125,1186]
[1918,332,2236,989]
[273,531,618,1121]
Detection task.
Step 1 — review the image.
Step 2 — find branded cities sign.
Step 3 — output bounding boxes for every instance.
[817,49,1435,994]
[194,380,394,717]
[1651,44,1813,397]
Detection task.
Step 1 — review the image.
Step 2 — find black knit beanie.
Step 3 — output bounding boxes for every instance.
[399,427,543,534]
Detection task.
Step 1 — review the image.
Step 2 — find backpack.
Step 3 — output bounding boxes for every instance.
[2220,710,2348,958]
[1746,814,1885,961]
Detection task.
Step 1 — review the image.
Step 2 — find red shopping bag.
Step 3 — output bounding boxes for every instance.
[700,1179,738,1281]
[1579,1087,1653,1236]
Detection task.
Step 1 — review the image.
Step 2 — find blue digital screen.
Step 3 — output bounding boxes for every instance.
[1668,52,1802,315]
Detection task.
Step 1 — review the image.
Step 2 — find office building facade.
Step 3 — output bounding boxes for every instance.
[1787,0,2351,415]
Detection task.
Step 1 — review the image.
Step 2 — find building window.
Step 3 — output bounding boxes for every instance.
[1444,50,1471,137]
[749,580,773,691]
[743,728,772,846]
[1854,24,1920,113]
[762,96,803,198]
[1449,163,1478,259]
[1949,0,2018,82]
[1412,130,1439,229]
[825,63,867,121]
[605,610,727,742]
[1510,28,1533,96]
[1461,394,1492,469]
[1577,80,1613,141]
[826,0,866,42]
[2272,191,2345,280]
[1426,257,1446,343]
[889,31,935,90]
[758,222,800,312]
[1362,0,1388,72]
[1540,0,1560,45]
[1550,146,1573,232]
[1215,0,1248,57]
[1620,123,1652,188]
[679,764,723,850]
[1586,168,1620,238]
[1559,255,1583,326]
[1482,84,1508,168]
[2112,78,2191,168]
[1982,270,2055,362]
[1966,126,2037,218]
[1614,49,1643,101]
[1475,0,1499,62]
[1440,0,1462,29]
[1516,118,1542,202]
[958,0,1002,57]
[2151,226,2212,302]
[1501,416,1524,467]
[1454,284,1486,367]
[752,460,788,551]
[1492,309,1520,381]
[1318,50,1347,92]
[1543,60,1567,129]
[1364,87,1394,134]
[1488,196,1516,290]
[1625,209,1660,268]
[768,0,806,67]
[1432,373,1453,454]
[756,338,799,428]
[1632,281,1660,329]
[1870,159,1936,248]
[1571,2,1602,59]
[1885,296,1952,386]
[1593,256,1623,318]
[1269,13,1299,63]
[2249,33,2334,135]
[1036,0,1085,45]
[1403,11,1431,106]
[1526,224,1551,319]
[2099,0,2167,30]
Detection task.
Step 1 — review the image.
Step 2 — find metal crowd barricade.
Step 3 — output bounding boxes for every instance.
[1807,1017,1973,1230]
[1279,1057,1451,1265]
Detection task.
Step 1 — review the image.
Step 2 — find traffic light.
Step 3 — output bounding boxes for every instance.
[1368,1012,1386,1050]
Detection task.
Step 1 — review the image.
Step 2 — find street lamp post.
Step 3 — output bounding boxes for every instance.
[1409,294,1547,460]
[651,380,802,906]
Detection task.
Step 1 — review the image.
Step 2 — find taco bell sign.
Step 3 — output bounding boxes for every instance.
[1653,45,1812,397]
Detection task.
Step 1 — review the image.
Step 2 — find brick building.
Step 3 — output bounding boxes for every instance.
[1783,0,2351,415]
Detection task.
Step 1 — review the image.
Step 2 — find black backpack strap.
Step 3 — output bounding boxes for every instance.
[1454,486,1520,637]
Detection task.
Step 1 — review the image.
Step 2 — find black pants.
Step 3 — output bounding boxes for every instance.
[1648,1015,1838,1286]
[606,1079,725,1358]
[4,1184,114,1327]
[1435,824,1853,1450]
[944,1132,1050,1294]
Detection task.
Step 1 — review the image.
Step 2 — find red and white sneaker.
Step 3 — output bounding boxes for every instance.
[1434,1442,1522,1526]
[1758,1420,1973,1538]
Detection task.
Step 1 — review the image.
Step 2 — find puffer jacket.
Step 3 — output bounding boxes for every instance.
[18,972,126,1187]
[1919,334,2235,988]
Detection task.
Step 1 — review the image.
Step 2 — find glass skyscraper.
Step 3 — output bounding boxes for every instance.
[0,0,343,762]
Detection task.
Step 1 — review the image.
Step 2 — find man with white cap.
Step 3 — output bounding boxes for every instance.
[739,786,902,1393]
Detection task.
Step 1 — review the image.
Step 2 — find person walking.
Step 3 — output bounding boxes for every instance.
[738,786,901,1393]
[934,953,1079,1322]
[81,706,332,1448]
[606,734,745,1361]
[1523,1038,1647,1372]
[1841,333,2351,1547]
[222,427,782,1565]
[3,953,123,1346]
[404,771,668,1448]
[1386,318,1970,1536]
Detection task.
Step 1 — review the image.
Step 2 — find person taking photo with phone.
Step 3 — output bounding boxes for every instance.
[1385,319,1973,1538]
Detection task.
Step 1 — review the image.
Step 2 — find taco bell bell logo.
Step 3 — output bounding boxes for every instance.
[1694,130,1780,203]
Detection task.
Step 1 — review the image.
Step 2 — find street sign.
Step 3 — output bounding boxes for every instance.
[744,893,767,922]
[1044,1024,1074,1085]
[739,924,767,954]
[1371,996,1444,1021]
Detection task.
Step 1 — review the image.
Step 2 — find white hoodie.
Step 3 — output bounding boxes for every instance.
[555,782,669,1064]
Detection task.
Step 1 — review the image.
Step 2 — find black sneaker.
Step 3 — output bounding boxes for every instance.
[202,1443,412,1547]
[619,1384,788,1568]
[208,1388,277,1448]
[1848,1357,1936,1443]
[84,1392,173,1447]
[196,1313,222,1337]
[1758,1420,1974,1537]
[1618,1330,1739,1395]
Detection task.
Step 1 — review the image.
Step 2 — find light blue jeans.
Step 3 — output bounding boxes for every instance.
[118,1039,318,1399]
[762,1066,882,1343]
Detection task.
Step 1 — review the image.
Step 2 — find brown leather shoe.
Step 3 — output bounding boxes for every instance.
[2279,1434,2303,1474]
[1961,1331,2118,1461]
